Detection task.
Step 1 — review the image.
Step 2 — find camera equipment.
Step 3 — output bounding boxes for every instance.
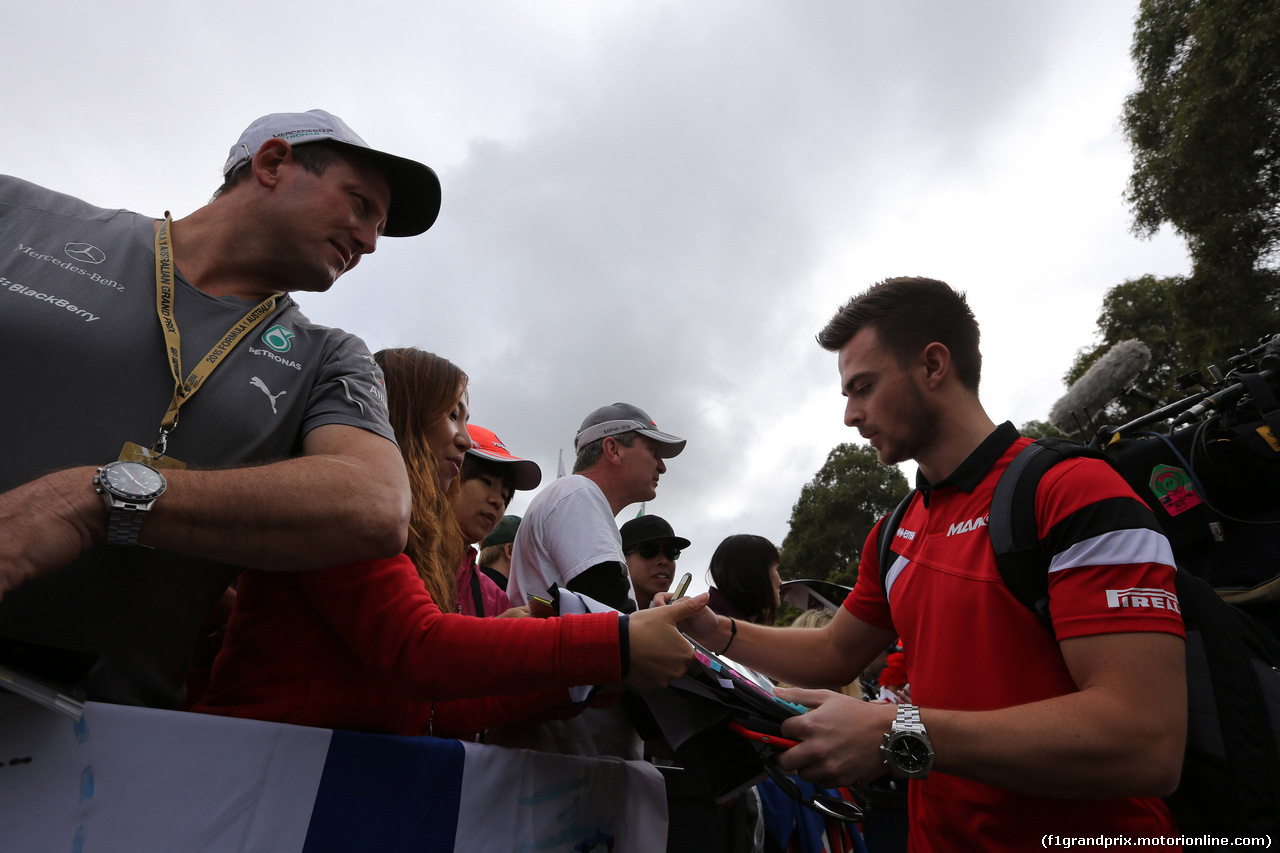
[1080,335,1280,608]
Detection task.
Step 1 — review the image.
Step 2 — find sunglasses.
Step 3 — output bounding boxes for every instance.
[627,541,681,561]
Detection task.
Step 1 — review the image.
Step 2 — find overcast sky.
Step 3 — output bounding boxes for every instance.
[3,0,1190,594]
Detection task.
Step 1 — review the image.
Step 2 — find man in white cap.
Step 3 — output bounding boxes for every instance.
[0,110,440,708]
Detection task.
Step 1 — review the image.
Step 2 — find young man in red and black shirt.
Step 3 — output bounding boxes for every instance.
[670,277,1185,852]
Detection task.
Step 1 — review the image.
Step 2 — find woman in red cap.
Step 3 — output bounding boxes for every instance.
[451,424,541,617]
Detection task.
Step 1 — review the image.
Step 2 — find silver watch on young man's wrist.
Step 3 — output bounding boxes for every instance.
[94,461,167,547]
[880,703,935,779]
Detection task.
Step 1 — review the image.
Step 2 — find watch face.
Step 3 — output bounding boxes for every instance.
[101,462,167,501]
[890,735,931,772]
[884,729,935,778]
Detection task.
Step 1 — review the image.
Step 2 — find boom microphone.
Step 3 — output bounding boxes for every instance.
[1049,340,1152,434]
[1171,381,1250,426]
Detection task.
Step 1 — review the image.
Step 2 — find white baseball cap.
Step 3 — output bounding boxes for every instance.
[223,109,441,237]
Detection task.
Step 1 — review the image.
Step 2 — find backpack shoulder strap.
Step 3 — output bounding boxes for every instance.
[469,564,487,616]
[989,437,1104,633]
[875,437,1101,627]
[877,489,917,592]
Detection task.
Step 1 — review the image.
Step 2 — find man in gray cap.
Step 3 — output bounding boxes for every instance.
[507,403,686,614]
[495,403,685,758]
[0,110,440,708]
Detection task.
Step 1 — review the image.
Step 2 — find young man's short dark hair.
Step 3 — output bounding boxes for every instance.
[816,276,983,392]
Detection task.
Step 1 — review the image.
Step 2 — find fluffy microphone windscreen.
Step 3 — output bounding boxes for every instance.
[1049,339,1152,433]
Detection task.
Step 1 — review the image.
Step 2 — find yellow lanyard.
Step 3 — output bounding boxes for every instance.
[152,213,279,455]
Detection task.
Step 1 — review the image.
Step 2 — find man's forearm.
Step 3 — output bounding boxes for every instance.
[138,454,410,570]
[135,423,411,570]
[566,562,637,613]
[0,468,99,600]
[698,612,875,688]
[926,632,1186,797]
[777,631,1186,798]
[0,426,411,598]
[924,690,1183,798]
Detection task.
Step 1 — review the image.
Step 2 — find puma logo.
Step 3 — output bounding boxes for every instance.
[250,377,286,414]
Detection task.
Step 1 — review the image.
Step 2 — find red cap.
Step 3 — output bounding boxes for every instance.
[465,425,542,491]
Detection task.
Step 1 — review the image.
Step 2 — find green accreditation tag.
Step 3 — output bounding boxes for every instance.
[1149,463,1200,517]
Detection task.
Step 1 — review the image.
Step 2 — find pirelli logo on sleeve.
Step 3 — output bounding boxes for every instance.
[1106,587,1181,613]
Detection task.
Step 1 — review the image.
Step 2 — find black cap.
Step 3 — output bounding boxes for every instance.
[620,515,691,552]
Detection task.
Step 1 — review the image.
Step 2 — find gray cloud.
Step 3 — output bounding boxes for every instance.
[1,0,1189,587]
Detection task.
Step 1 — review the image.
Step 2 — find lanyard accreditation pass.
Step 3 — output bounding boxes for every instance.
[119,213,279,468]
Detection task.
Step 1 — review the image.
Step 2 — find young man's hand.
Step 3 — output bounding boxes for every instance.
[651,589,720,645]
[776,688,897,786]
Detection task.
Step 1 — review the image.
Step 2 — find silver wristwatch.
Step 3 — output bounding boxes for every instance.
[95,461,167,547]
[880,703,935,779]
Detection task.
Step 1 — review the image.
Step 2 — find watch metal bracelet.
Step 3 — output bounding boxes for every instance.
[896,704,924,730]
[106,506,148,547]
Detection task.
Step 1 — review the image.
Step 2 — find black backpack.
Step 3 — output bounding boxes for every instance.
[876,437,1280,837]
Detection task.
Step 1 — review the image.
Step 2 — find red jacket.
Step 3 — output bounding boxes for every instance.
[194,553,620,738]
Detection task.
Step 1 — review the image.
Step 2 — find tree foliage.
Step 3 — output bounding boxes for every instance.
[1019,419,1066,441]
[1121,0,1280,368]
[1065,1,1280,438]
[1124,0,1280,276]
[780,443,909,588]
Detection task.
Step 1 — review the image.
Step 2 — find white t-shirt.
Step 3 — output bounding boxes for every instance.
[507,474,635,608]
[496,474,641,759]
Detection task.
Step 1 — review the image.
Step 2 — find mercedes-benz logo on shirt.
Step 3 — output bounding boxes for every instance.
[65,243,106,264]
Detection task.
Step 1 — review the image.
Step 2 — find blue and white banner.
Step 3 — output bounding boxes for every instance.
[0,694,666,851]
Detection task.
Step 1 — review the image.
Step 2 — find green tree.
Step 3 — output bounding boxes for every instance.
[1124,0,1280,276]
[1118,0,1280,381]
[780,443,909,588]
[1019,419,1065,441]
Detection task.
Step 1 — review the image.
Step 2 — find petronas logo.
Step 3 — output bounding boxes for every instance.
[262,325,295,353]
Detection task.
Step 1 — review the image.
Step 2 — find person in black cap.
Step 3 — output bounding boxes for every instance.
[0,109,441,708]
[620,515,691,608]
